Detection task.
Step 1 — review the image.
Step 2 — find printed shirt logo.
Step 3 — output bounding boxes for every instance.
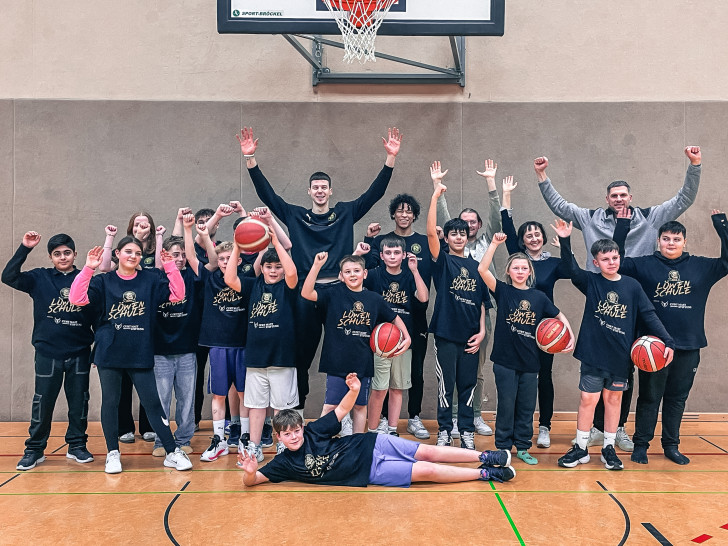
[212,287,243,310]
[48,287,82,314]
[411,243,422,255]
[383,282,408,306]
[305,453,339,478]
[595,291,627,319]
[250,292,278,318]
[143,257,154,266]
[123,291,137,303]
[506,299,536,326]
[243,264,252,272]
[109,291,145,320]
[654,270,691,298]
[450,266,477,293]
[60,287,70,298]
[337,301,371,331]
[327,212,337,222]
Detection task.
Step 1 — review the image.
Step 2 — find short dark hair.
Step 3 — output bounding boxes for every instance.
[606,181,631,194]
[261,248,280,265]
[195,208,215,223]
[389,194,421,221]
[590,238,619,257]
[232,216,246,234]
[272,409,304,433]
[115,235,143,253]
[339,254,365,270]
[162,236,184,252]
[459,208,483,225]
[379,235,406,252]
[47,233,75,254]
[516,221,547,252]
[658,220,686,238]
[309,172,331,187]
[443,218,469,238]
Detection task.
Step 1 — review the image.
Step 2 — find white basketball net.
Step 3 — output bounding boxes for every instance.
[322,0,397,63]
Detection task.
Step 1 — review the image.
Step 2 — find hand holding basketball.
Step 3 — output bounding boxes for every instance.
[237,127,258,156]
[382,127,402,157]
[664,347,674,366]
[684,146,701,165]
[492,232,507,246]
[345,372,361,392]
[550,218,573,238]
[476,159,498,179]
[22,231,41,248]
[85,246,104,270]
[534,156,549,173]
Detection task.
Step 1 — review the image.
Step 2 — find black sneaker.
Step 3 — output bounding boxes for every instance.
[227,423,241,451]
[480,465,516,483]
[558,445,590,468]
[479,449,511,468]
[17,451,46,471]
[388,430,400,437]
[261,424,274,448]
[241,432,251,449]
[67,446,94,464]
[600,445,624,470]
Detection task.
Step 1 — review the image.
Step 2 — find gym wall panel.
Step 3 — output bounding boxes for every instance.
[0,101,14,420]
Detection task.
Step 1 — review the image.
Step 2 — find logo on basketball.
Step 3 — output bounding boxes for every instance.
[411,243,421,255]
[123,291,137,303]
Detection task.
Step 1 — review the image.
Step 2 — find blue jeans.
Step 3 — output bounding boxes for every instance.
[153,353,197,448]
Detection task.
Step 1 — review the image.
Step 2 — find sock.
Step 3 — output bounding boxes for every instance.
[213,419,225,439]
[241,417,250,434]
[231,415,241,425]
[368,428,378,433]
[576,429,590,450]
[603,431,616,448]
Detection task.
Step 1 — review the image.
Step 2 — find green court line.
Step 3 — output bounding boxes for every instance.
[490,481,526,545]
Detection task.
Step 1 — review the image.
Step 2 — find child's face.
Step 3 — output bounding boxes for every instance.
[49,245,76,272]
[658,231,686,260]
[262,261,284,284]
[168,244,186,271]
[445,229,468,252]
[522,225,544,253]
[278,425,304,451]
[132,216,151,241]
[116,243,143,270]
[339,260,366,289]
[593,250,620,276]
[507,258,531,286]
[381,245,405,269]
[393,203,415,230]
[217,250,240,273]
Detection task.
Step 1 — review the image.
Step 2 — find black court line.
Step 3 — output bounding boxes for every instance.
[700,437,728,453]
[51,443,68,454]
[0,474,21,488]
[641,523,673,545]
[597,481,630,546]
[164,481,190,545]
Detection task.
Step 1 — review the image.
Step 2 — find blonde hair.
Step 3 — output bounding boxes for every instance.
[215,241,234,255]
[505,252,535,288]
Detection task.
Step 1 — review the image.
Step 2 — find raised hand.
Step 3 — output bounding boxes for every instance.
[251,206,271,224]
[534,156,549,174]
[22,231,41,248]
[502,175,518,193]
[85,246,104,269]
[430,161,448,187]
[684,146,701,165]
[237,127,258,156]
[156,225,166,238]
[711,209,723,216]
[354,242,370,256]
[550,218,573,238]
[491,232,507,246]
[382,127,403,157]
[176,207,191,221]
[476,159,498,179]
[407,252,418,272]
[196,223,210,238]
[314,251,328,266]
[616,207,632,220]
[105,225,118,237]
[550,236,561,249]
[160,248,173,264]
[216,203,234,218]
[435,226,444,239]
[230,201,247,216]
[182,213,195,229]
[345,372,361,391]
[366,222,381,238]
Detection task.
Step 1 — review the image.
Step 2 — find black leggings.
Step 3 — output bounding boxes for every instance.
[97,367,176,453]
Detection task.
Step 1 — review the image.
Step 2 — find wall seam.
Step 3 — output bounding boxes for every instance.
[10,100,16,420]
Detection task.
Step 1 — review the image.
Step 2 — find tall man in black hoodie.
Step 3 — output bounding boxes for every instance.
[614,210,728,465]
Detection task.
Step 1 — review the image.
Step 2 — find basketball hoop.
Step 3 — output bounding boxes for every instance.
[322,0,397,63]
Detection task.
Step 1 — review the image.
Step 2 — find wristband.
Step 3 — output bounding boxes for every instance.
[244,154,255,160]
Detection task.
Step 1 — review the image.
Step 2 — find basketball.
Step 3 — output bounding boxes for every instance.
[536,318,571,354]
[370,322,403,358]
[234,218,270,253]
[631,336,669,372]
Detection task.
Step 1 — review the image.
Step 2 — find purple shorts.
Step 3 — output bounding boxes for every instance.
[368,434,420,488]
[324,375,371,406]
[208,347,246,396]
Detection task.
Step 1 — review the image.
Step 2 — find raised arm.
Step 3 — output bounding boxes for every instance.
[335,373,362,421]
[196,223,218,271]
[500,176,522,255]
[535,157,590,230]
[408,253,429,303]
[351,128,402,222]
[99,225,117,272]
[301,252,327,301]
[252,206,292,251]
[155,225,166,269]
[224,241,243,293]
[171,207,191,237]
[160,248,185,302]
[477,160,503,241]
[551,219,588,292]
[205,203,234,239]
[477,233,506,291]
[69,247,103,306]
[428,162,448,260]
[271,229,298,289]
[182,214,201,276]
[711,210,728,268]
[647,146,702,228]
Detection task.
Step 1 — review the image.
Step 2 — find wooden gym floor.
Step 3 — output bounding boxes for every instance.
[1,414,727,545]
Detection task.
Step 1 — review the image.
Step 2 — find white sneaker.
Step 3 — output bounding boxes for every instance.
[105,450,122,474]
[164,448,193,471]
[340,415,353,437]
[142,432,157,442]
[407,416,431,440]
[276,441,286,455]
[376,417,389,434]
[537,426,551,448]
[460,430,476,450]
[436,430,452,447]
[118,432,135,443]
[616,427,634,452]
[474,416,494,436]
[247,441,265,463]
[451,418,460,439]
[200,435,229,462]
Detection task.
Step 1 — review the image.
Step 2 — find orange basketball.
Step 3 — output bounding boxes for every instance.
[370,323,403,358]
[631,336,669,372]
[234,218,270,253]
[536,318,571,354]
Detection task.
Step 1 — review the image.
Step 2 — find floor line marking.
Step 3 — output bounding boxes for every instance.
[597,481,630,546]
[489,481,525,545]
[0,474,21,488]
[699,437,728,453]
[164,481,190,546]
[51,443,68,454]
[642,522,673,545]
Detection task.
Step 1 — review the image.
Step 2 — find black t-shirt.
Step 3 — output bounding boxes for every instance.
[238,252,259,278]
[490,280,560,373]
[363,266,426,337]
[245,277,298,368]
[317,283,397,378]
[429,252,491,344]
[258,412,378,487]
[140,251,156,270]
[197,267,253,348]
[155,267,203,355]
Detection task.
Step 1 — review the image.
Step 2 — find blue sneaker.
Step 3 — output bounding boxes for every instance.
[479,449,511,468]
[479,466,516,483]
[227,423,241,451]
[261,424,274,448]
[224,420,231,435]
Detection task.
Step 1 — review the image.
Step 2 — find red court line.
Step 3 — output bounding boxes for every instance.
[692,534,712,543]
[720,523,728,530]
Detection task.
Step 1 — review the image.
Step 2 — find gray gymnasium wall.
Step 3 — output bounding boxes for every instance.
[1,99,726,420]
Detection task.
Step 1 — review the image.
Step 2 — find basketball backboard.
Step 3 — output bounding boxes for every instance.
[217,0,505,37]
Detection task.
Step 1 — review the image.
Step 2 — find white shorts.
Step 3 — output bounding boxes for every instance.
[244,367,299,410]
[372,350,412,391]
